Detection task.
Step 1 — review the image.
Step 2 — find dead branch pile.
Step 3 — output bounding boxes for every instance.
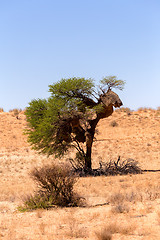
[99,156,142,175]
[72,156,142,177]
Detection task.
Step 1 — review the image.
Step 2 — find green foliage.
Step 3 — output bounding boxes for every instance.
[100,76,125,91]
[49,77,95,113]
[25,99,48,129]
[25,78,95,157]
[92,103,104,114]
[25,98,57,155]
[25,76,124,162]
[25,97,73,156]
[18,194,52,211]
[19,164,81,211]
[49,77,94,99]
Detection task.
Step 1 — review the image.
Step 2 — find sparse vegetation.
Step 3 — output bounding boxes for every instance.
[0,107,160,239]
[95,221,136,239]
[19,164,82,211]
[100,157,142,175]
[137,107,153,112]
[110,120,118,127]
[73,157,142,176]
[116,107,132,114]
[66,213,88,238]
[9,108,22,119]
[95,229,112,240]
[111,203,130,214]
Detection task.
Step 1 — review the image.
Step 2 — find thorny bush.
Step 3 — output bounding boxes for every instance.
[20,164,82,210]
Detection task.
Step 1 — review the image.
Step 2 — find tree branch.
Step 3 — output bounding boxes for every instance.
[70,135,85,157]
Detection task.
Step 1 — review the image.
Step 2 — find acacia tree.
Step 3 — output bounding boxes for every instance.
[25,76,124,170]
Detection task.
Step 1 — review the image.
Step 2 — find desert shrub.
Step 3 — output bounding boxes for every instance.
[9,108,22,113]
[137,107,145,112]
[137,107,153,112]
[19,164,82,211]
[100,157,142,176]
[95,229,112,240]
[111,203,130,214]
[116,107,132,114]
[110,120,118,127]
[9,108,22,118]
[96,222,136,238]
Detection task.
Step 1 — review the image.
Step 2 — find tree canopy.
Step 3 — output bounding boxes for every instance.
[25,76,125,169]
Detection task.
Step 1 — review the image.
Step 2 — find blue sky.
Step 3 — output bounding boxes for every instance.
[0,0,160,111]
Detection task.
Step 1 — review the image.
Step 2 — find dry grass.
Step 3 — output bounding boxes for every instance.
[95,221,136,239]
[157,211,160,225]
[95,230,112,240]
[0,109,160,239]
[111,203,130,214]
[65,213,88,238]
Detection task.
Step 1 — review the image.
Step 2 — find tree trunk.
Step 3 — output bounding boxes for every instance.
[85,145,92,169]
[84,117,101,170]
[84,126,95,170]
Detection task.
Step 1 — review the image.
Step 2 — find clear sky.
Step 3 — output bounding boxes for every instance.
[0,0,160,111]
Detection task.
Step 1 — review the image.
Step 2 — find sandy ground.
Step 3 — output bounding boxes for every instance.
[0,109,160,239]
